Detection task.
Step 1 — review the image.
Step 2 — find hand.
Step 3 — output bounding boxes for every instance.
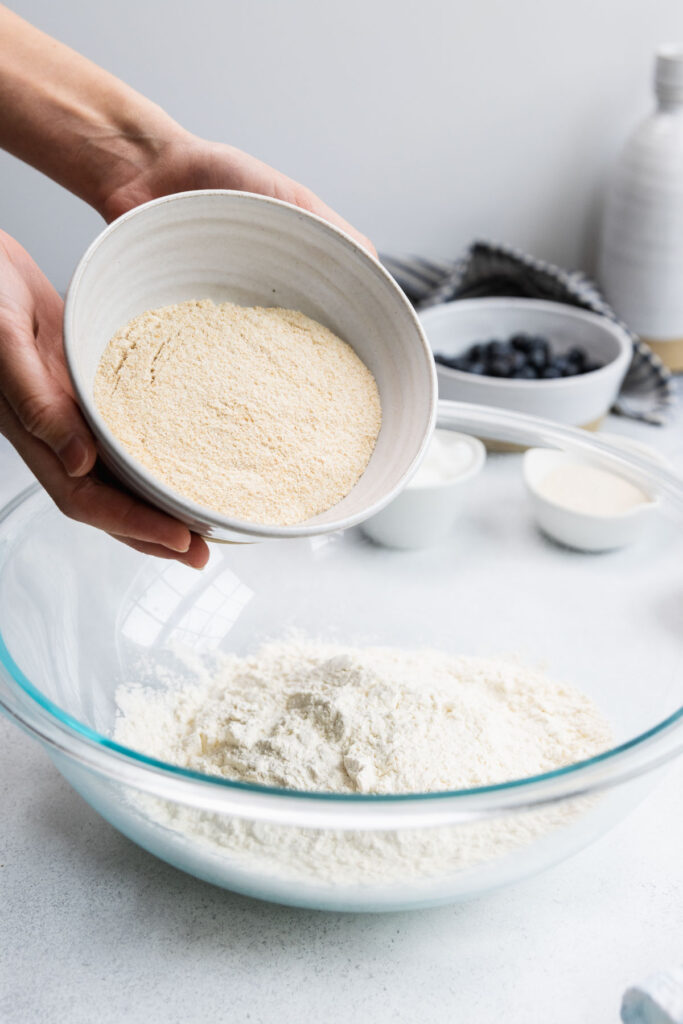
[99,131,376,254]
[0,10,372,571]
[0,229,209,568]
[0,10,373,254]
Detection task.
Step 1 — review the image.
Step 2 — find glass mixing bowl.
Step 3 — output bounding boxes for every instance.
[0,402,681,912]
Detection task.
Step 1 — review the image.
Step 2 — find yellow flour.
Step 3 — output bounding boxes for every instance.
[94,299,382,525]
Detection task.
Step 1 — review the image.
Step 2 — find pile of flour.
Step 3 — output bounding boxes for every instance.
[115,639,612,794]
[114,638,612,884]
[94,300,381,525]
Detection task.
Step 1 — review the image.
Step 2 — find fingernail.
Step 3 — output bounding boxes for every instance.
[168,534,192,554]
[57,435,90,476]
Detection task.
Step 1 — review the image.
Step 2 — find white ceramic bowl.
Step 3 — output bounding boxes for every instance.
[523,447,660,552]
[419,298,632,428]
[361,429,485,548]
[64,190,437,543]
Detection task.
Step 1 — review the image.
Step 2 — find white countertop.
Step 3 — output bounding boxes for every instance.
[1,407,682,1024]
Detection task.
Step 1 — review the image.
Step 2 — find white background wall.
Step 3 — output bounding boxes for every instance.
[1,0,682,293]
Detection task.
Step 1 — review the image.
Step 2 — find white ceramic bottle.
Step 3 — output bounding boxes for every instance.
[598,47,683,370]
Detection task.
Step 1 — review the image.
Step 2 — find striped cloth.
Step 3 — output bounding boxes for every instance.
[382,241,676,426]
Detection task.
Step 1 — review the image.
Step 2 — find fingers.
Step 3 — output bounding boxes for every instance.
[185,532,211,568]
[0,313,97,477]
[0,232,209,569]
[110,532,210,569]
[64,473,193,551]
[0,394,196,557]
[289,184,378,258]
[216,145,377,256]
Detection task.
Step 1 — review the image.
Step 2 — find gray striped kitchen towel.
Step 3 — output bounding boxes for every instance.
[382,240,675,426]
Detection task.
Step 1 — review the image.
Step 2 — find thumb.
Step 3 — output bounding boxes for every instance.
[0,321,97,476]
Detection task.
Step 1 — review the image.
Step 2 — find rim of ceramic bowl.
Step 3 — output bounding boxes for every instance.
[522,448,662,520]
[63,189,438,541]
[420,297,632,388]
[0,402,681,829]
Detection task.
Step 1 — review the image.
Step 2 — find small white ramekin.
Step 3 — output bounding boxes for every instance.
[361,430,486,549]
[522,444,664,552]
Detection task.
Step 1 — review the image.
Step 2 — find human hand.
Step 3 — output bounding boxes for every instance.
[98,131,376,254]
[0,229,209,568]
[0,6,374,253]
[0,10,371,571]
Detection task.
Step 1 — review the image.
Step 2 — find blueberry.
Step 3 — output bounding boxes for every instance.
[552,356,571,375]
[541,366,562,378]
[566,346,586,370]
[513,365,538,379]
[488,340,511,359]
[449,356,469,371]
[510,351,528,372]
[468,361,487,375]
[511,332,534,353]
[469,343,486,361]
[528,347,549,370]
[583,360,603,374]
[488,356,516,377]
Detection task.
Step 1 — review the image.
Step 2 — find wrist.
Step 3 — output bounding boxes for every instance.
[0,8,190,220]
[88,108,190,221]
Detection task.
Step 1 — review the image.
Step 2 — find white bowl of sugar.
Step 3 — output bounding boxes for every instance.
[522,436,669,552]
[64,190,437,543]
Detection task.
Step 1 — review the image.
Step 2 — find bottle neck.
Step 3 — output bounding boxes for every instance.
[655,47,683,111]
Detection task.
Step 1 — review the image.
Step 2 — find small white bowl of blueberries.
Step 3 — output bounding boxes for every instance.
[419,297,632,428]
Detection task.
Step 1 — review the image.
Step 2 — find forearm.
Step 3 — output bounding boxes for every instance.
[0,6,185,217]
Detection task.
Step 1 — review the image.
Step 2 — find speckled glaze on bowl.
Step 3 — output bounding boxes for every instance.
[420,298,632,429]
[64,191,437,542]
